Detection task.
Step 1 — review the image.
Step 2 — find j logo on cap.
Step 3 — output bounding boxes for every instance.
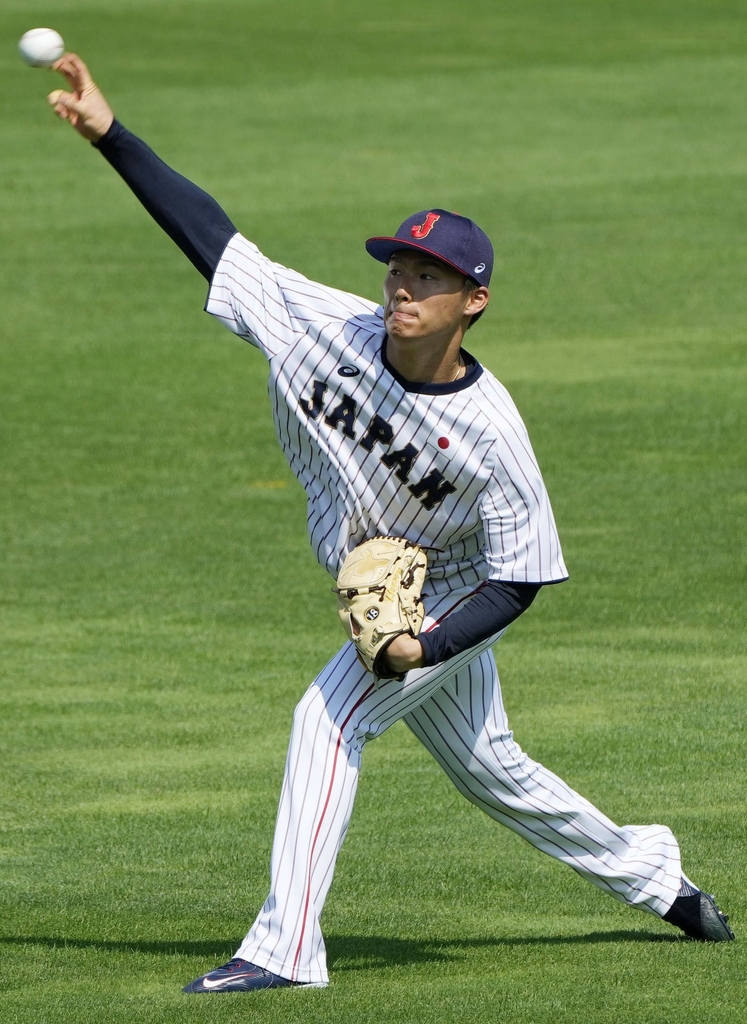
[365,209,494,287]
[410,213,441,240]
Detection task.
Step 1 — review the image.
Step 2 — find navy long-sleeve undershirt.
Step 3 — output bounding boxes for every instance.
[93,120,544,665]
[416,581,540,666]
[95,120,236,280]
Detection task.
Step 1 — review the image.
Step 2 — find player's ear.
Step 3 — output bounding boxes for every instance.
[465,286,489,317]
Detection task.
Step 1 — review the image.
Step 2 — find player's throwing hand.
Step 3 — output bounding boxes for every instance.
[48,54,113,143]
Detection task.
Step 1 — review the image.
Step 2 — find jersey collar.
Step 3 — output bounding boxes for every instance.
[380,339,483,395]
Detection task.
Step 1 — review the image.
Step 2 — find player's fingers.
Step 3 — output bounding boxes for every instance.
[47,88,77,109]
[50,54,79,87]
[66,54,94,89]
[47,88,70,107]
[47,89,87,119]
[50,53,94,96]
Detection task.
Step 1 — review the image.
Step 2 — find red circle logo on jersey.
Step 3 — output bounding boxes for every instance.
[437,437,450,449]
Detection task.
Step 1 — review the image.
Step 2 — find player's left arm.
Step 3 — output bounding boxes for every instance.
[385,422,569,675]
[384,581,541,675]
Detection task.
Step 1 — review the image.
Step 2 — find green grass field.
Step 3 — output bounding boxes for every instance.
[1,1,746,1021]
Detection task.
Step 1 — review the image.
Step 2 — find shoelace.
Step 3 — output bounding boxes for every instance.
[216,959,252,976]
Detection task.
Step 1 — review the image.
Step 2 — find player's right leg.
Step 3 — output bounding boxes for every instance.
[185,590,505,991]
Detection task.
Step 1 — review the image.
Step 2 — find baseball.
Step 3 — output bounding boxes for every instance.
[18,28,65,68]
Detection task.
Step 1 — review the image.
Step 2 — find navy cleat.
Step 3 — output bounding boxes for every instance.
[183,958,300,993]
[663,891,735,942]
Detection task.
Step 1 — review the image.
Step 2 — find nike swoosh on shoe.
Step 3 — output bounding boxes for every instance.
[183,958,303,993]
[201,974,251,990]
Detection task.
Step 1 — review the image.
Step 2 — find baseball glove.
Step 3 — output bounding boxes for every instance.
[333,536,428,680]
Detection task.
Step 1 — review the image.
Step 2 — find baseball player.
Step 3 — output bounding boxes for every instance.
[46,54,734,993]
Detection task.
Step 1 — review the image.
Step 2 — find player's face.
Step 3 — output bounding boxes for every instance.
[383,250,485,342]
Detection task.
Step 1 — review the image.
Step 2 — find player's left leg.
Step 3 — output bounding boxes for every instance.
[404,648,683,918]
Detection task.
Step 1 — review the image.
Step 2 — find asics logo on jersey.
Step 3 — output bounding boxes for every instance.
[300,380,458,511]
[410,213,440,239]
[337,365,360,377]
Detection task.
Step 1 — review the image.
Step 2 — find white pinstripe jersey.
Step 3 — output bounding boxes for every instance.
[206,233,568,592]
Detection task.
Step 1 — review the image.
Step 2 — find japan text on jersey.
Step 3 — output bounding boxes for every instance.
[206,234,568,588]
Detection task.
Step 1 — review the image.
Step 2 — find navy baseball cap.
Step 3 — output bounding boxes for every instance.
[365,209,493,287]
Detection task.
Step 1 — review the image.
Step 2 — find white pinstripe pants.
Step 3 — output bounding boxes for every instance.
[235,589,682,985]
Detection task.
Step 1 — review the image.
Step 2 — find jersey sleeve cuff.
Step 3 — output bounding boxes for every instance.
[92,119,128,151]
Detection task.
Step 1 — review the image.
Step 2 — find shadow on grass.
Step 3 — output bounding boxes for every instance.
[0,928,680,969]
[326,930,681,970]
